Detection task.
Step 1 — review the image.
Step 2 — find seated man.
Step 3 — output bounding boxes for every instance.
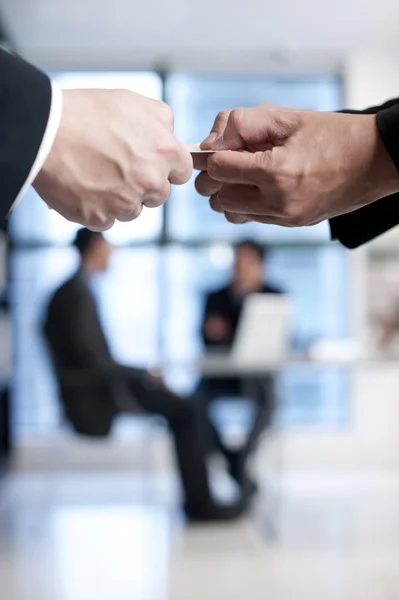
[43,228,253,522]
[199,240,283,486]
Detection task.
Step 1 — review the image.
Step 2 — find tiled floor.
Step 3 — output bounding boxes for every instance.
[1,461,399,599]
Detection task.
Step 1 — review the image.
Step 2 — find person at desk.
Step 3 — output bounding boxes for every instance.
[44,228,253,522]
[199,240,283,486]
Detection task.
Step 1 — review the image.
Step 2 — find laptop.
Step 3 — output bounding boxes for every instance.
[198,294,292,376]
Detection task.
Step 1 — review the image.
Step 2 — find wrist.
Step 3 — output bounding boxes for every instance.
[359,114,399,202]
[33,85,64,194]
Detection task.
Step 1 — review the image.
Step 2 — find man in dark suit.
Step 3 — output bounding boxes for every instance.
[0,49,192,230]
[193,100,399,248]
[44,228,252,521]
[199,240,283,486]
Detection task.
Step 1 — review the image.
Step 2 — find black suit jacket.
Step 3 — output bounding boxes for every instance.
[203,283,282,349]
[44,271,114,372]
[330,99,399,248]
[0,49,51,222]
[43,271,141,436]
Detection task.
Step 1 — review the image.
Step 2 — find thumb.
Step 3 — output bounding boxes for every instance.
[200,110,232,149]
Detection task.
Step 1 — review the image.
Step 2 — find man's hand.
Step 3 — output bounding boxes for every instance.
[203,315,231,342]
[33,89,193,231]
[194,104,399,227]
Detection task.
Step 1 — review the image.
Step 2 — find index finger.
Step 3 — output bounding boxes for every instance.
[169,143,194,185]
[208,150,276,185]
[192,153,211,171]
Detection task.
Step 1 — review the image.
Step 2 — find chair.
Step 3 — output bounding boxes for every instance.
[44,345,165,502]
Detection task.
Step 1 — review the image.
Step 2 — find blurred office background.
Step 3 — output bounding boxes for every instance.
[1,1,399,599]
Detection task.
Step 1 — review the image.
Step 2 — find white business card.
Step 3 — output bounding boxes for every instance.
[186,143,218,154]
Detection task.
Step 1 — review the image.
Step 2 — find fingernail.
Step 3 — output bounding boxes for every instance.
[210,193,224,214]
[201,132,218,147]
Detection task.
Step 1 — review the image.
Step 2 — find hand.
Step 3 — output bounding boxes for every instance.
[147,371,171,393]
[194,105,399,227]
[203,315,231,342]
[33,89,193,231]
[378,311,399,348]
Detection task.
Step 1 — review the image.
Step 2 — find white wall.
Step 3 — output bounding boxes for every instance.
[345,52,399,109]
[3,0,399,70]
[282,365,399,471]
[282,52,399,471]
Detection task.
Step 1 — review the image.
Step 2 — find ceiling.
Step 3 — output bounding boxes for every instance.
[1,0,399,70]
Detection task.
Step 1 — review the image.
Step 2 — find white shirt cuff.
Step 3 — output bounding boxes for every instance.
[8,80,63,215]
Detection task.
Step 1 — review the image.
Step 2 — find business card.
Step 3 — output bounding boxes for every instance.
[186,143,217,154]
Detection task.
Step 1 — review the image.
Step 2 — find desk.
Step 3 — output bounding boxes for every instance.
[197,354,281,378]
[168,353,398,376]
[195,352,278,414]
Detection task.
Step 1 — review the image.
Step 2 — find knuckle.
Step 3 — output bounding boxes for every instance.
[216,186,231,204]
[294,211,313,227]
[140,169,165,193]
[229,108,245,131]
[280,199,308,226]
[160,186,171,204]
[255,150,283,184]
[114,89,135,106]
[90,212,113,231]
[145,184,170,207]
[157,101,174,126]
[157,130,181,157]
[258,102,276,112]
[253,152,274,181]
[209,194,223,214]
[207,154,222,179]
[217,109,231,123]
[118,203,143,222]
[129,203,144,219]
[225,211,248,224]
[175,147,193,181]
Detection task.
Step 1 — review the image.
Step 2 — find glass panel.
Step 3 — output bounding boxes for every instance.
[9,72,164,246]
[10,248,78,431]
[11,247,160,432]
[166,74,341,242]
[162,243,349,425]
[277,367,349,426]
[161,244,233,393]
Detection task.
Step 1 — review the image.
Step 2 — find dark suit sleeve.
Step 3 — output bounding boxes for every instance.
[0,49,52,221]
[329,99,399,249]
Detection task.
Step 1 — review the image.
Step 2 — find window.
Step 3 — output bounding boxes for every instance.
[9,70,348,433]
